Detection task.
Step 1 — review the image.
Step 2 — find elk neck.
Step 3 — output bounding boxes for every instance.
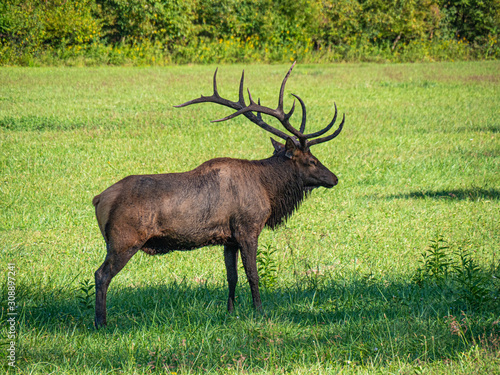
[251,154,306,229]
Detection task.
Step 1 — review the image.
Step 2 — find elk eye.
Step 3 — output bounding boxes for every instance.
[309,159,317,166]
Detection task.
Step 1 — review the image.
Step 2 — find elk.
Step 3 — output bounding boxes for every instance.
[92,63,345,328]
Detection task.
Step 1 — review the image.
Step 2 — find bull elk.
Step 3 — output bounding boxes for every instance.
[93,63,345,327]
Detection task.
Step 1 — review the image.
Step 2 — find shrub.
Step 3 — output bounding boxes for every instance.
[415,236,500,311]
[1,0,498,65]
[96,0,197,49]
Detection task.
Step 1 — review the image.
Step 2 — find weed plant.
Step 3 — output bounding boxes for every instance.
[257,244,278,290]
[415,236,499,311]
[0,62,499,374]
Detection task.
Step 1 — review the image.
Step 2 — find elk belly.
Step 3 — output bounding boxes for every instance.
[140,222,233,255]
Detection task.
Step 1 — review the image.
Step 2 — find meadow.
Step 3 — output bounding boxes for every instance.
[0,62,499,374]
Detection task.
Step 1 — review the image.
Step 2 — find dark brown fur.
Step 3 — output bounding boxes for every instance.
[93,139,338,327]
[94,63,345,327]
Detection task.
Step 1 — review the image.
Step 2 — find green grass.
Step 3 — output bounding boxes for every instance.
[0,62,499,374]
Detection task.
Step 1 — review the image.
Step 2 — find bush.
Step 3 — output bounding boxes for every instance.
[96,0,197,48]
[414,236,500,311]
[0,0,498,65]
[1,0,100,47]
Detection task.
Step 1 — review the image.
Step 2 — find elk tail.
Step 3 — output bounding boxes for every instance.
[92,194,101,207]
[92,193,109,242]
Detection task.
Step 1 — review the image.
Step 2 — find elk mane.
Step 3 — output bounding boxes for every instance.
[254,155,306,229]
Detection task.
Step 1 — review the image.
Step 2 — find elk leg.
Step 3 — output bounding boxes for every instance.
[239,238,262,311]
[94,244,139,328]
[224,244,239,312]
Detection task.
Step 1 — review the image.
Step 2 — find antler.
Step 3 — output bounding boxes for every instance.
[175,63,344,148]
[174,68,291,141]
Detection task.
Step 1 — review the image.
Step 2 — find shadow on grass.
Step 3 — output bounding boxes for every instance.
[455,124,500,133]
[11,270,500,372]
[385,187,500,201]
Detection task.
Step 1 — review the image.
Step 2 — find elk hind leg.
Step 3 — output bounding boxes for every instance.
[224,244,239,312]
[94,241,140,328]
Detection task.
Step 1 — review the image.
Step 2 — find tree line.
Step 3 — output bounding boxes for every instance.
[1,0,498,65]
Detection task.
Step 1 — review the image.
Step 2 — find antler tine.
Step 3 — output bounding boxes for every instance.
[303,103,338,139]
[238,70,246,106]
[211,88,256,123]
[174,68,235,109]
[213,67,220,97]
[278,61,296,112]
[284,98,296,122]
[291,94,306,133]
[306,113,345,146]
[251,89,296,130]
[257,98,263,121]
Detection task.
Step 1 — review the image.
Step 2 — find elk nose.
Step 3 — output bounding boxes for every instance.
[327,174,338,188]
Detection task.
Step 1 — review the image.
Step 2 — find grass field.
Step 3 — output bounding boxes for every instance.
[0,62,499,374]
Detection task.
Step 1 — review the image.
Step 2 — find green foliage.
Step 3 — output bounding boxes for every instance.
[0,0,499,65]
[257,244,278,289]
[319,0,364,47]
[0,63,498,373]
[0,0,100,48]
[453,249,491,308]
[440,0,500,43]
[415,235,451,284]
[96,0,197,47]
[76,279,95,311]
[415,236,499,310]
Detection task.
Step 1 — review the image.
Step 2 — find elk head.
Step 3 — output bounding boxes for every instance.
[175,62,344,190]
[269,137,338,191]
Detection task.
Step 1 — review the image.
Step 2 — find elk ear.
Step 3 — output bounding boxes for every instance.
[270,137,284,154]
[284,137,298,159]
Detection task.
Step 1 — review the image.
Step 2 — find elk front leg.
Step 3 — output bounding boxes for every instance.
[224,244,239,312]
[239,237,262,311]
